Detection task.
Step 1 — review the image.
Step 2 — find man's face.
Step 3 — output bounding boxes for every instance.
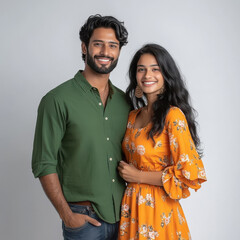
[83,27,120,74]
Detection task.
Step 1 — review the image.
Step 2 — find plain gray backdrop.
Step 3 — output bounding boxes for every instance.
[1,0,239,239]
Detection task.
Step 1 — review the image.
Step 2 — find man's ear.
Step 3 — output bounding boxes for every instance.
[81,42,87,55]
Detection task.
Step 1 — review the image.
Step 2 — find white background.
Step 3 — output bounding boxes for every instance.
[1,0,239,239]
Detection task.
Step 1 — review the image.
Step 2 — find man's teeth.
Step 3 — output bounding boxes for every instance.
[98,59,110,62]
[143,82,155,85]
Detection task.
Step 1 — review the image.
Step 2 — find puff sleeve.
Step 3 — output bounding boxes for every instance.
[162,107,207,200]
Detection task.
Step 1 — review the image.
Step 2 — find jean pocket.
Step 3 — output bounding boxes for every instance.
[63,221,89,232]
[63,205,90,232]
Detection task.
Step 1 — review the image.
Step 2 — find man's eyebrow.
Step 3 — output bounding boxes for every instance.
[109,41,119,45]
[92,40,119,45]
[137,64,159,67]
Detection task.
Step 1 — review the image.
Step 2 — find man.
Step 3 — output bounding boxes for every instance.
[32,14,130,239]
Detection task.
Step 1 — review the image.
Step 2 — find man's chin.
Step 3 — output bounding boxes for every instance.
[95,68,112,74]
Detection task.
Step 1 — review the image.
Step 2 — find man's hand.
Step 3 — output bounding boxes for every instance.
[118,161,141,183]
[65,212,101,228]
[39,174,101,228]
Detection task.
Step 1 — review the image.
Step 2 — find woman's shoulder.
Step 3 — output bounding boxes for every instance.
[126,108,142,124]
[129,108,141,117]
[166,106,186,121]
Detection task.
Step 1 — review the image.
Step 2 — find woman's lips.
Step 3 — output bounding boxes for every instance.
[142,81,157,86]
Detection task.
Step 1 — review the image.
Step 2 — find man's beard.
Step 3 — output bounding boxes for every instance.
[86,51,118,74]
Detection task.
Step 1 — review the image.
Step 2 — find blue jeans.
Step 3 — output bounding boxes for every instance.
[62,204,119,240]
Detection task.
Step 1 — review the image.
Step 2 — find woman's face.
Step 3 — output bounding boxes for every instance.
[136,53,164,97]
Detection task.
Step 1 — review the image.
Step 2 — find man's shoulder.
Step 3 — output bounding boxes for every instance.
[47,78,75,96]
[39,78,76,107]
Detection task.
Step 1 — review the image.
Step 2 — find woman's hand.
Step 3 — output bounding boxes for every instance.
[118,161,163,186]
[118,161,141,183]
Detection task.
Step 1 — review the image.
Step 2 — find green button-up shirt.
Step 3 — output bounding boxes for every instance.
[32,70,130,223]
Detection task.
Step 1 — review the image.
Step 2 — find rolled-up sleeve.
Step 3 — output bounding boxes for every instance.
[32,93,65,178]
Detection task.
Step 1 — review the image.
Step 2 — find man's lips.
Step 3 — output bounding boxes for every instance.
[95,56,113,65]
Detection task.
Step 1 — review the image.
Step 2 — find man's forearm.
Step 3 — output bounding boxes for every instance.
[39,173,72,225]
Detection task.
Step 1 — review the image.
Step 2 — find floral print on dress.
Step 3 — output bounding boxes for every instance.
[127,122,133,129]
[154,140,162,149]
[138,193,155,208]
[135,129,142,139]
[169,132,178,152]
[160,209,173,228]
[173,119,187,133]
[176,231,190,240]
[159,155,170,167]
[198,167,207,179]
[119,221,130,236]
[177,207,185,225]
[182,170,191,179]
[125,186,136,197]
[139,225,159,240]
[119,107,206,240]
[121,203,131,218]
[137,145,145,155]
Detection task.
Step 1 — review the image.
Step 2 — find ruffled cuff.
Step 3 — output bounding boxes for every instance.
[162,165,206,200]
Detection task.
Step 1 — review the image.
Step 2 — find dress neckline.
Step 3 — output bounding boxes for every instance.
[132,108,152,131]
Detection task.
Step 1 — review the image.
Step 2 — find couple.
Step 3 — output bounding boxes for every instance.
[32,14,206,240]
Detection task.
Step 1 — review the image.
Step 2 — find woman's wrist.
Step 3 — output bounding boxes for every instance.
[138,169,143,184]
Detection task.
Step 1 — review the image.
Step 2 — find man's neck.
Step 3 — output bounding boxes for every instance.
[82,66,110,91]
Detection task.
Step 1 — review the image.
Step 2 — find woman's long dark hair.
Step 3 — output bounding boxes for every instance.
[126,43,202,156]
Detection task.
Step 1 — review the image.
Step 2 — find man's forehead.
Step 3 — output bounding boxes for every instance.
[90,27,119,43]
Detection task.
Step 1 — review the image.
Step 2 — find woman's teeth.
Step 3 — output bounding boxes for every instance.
[143,81,155,85]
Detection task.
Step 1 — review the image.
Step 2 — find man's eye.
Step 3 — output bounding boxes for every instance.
[110,44,117,49]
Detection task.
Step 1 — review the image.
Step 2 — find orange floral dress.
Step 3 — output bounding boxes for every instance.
[119,107,207,240]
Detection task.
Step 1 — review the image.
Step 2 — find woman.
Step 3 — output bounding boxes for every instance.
[118,44,206,240]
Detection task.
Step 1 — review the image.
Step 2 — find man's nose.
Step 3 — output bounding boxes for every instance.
[100,45,109,56]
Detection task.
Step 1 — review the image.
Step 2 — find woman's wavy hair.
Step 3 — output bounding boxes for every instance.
[79,14,128,61]
[126,43,202,156]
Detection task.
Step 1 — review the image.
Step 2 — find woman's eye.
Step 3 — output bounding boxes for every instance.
[152,68,160,72]
[137,68,145,72]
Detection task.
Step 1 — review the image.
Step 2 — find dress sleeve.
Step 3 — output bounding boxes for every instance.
[31,93,66,178]
[162,107,207,200]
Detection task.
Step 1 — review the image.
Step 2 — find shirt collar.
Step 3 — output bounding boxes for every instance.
[74,70,114,97]
[74,70,93,92]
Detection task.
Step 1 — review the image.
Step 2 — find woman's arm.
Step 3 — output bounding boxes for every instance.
[118,161,163,186]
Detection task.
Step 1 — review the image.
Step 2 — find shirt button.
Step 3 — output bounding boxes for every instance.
[109,157,112,161]
[112,179,115,182]
[99,102,102,106]
[105,117,108,120]
[106,137,110,141]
